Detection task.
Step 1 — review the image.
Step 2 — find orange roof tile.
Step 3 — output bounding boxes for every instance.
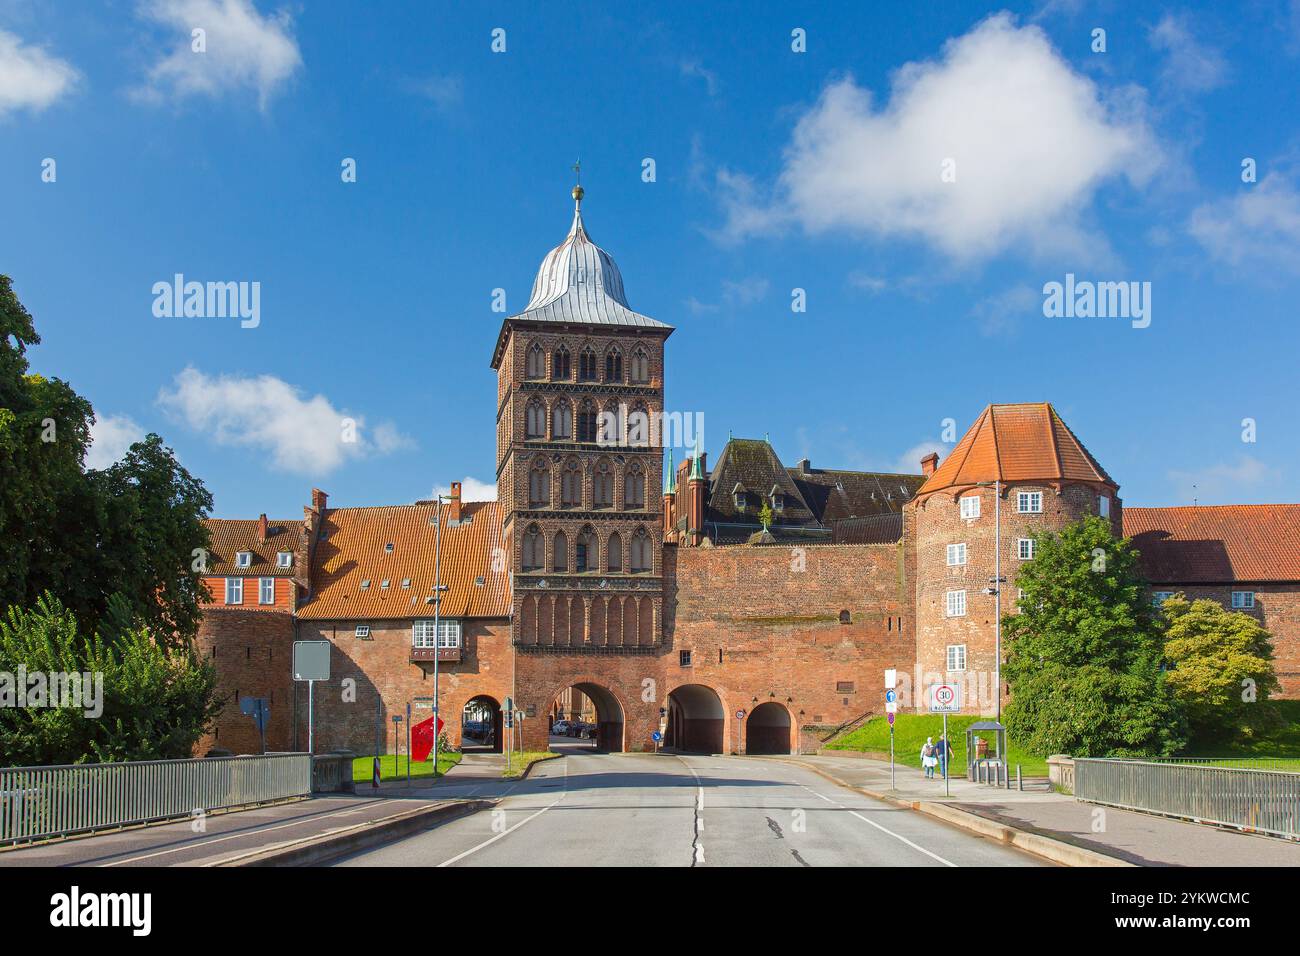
[917,403,1114,497]
[297,501,510,620]
[1123,505,1300,583]
[203,519,302,576]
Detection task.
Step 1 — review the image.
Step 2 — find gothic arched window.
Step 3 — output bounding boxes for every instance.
[625,461,645,508]
[526,399,545,439]
[561,459,582,508]
[552,399,572,440]
[553,531,568,572]
[523,524,543,571]
[607,532,623,572]
[578,347,598,382]
[630,527,652,573]
[630,348,650,384]
[552,345,571,381]
[605,346,623,383]
[626,401,650,448]
[526,342,545,379]
[594,459,614,508]
[577,399,597,443]
[528,462,549,507]
[576,527,597,572]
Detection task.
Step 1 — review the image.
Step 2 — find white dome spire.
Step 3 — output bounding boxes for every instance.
[511,186,671,330]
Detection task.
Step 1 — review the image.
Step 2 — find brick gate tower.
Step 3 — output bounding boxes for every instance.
[490,184,674,749]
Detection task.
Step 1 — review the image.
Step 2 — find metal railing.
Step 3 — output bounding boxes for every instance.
[1147,756,1300,772]
[1074,758,1300,840]
[0,753,312,845]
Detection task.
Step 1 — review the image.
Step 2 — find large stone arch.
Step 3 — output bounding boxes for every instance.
[665,682,727,754]
[544,676,627,753]
[745,701,794,755]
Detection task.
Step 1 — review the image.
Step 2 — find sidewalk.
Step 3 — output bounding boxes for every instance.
[771,752,1300,866]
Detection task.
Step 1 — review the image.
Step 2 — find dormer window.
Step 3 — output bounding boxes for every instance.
[277,552,293,568]
[380,579,390,589]
[401,578,411,589]
[769,486,785,513]
[384,542,394,554]
[360,579,371,590]
[734,492,746,512]
[236,551,252,568]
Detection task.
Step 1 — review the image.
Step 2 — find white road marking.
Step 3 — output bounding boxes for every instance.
[101,799,392,866]
[797,783,957,867]
[435,798,562,867]
[676,756,707,866]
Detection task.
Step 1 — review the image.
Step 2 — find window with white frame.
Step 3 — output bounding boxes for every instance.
[224,577,243,604]
[1017,538,1036,560]
[1017,491,1042,513]
[355,624,371,638]
[1098,495,1111,518]
[412,619,462,648]
[1231,591,1255,609]
[945,589,966,617]
[277,551,293,568]
[946,543,967,566]
[946,644,967,672]
[959,496,981,519]
[236,551,252,568]
[1152,591,1174,606]
[258,577,274,604]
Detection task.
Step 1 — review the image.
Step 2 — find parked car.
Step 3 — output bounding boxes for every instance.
[551,720,572,736]
[574,722,597,739]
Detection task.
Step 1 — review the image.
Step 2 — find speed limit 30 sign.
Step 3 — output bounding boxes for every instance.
[927,683,962,713]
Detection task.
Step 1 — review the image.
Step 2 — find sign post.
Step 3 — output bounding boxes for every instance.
[928,682,962,797]
[292,640,331,755]
[884,669,897,790]
[504,697,514,775]
[406,702,412,786]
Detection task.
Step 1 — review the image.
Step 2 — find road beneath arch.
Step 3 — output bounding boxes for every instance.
[333,750,1044,867]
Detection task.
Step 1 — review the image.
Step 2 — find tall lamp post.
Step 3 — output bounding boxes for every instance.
[431,494,448,775]
[977,479,1004,723]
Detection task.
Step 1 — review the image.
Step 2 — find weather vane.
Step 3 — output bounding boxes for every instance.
[571,158,584,204]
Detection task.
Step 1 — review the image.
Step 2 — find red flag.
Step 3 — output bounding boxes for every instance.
[411,713,444,763]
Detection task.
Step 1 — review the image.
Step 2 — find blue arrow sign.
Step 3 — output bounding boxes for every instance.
[885,689,896,703]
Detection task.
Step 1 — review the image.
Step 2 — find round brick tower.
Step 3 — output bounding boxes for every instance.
[906,403,1121,716]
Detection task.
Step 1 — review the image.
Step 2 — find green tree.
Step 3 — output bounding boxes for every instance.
[0,275,212,646]
[0,595,221,767]
[1160,595,1279,745]
[1003,516,1185,757]
[757,501,773,532]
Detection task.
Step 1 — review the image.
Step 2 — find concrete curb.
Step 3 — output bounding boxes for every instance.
[210,799,494,867]
[755,756,1132,868]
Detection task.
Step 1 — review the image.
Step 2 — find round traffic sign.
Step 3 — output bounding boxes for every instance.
[885,689,896,703]
[935,685,955,705]
[652,731,662,742]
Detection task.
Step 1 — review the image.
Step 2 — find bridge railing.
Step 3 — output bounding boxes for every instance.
[0,753,312,845]
[1074,758,1300,840]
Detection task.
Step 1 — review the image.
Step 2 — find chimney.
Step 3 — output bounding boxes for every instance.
[311,488,329,513]
[447,481,462,523]
[797,457,811,474]
[257,513,268,543]
[921,453,939,477]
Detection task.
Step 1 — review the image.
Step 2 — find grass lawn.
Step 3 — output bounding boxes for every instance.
[353,751,462,783]
[827,714,1048,776]
[502,751,561,779]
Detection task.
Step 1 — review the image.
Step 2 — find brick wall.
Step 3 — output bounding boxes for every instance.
[1147,584,1300,698]
[193,607,296,755]
[911,482,1119,714]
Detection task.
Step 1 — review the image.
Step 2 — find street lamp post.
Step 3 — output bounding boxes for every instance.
[431,495,447,777]
[978,479,1004,723]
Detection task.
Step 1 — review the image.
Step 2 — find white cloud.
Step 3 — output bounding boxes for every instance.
[1149,14,1228,93]
[893,441,946,475]
[403,73,462,111]
[716,13,1159,262]
[432,477,497,503]
[0,28,79,117]
[1167,455,1280,505]
[680,59,719,98]
[86,414,145,469]
[133,0,302,109]
[970,284,1039,337]
[684,275,769,314]
[157,367,412,475]
[1189,173,1300,276]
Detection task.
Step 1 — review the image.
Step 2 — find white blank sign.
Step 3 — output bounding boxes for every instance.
[293,641,331,681]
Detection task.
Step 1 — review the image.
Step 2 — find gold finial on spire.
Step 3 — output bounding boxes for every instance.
[572,158,584,205]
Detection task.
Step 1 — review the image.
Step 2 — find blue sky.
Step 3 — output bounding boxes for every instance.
[2,0,1299,517]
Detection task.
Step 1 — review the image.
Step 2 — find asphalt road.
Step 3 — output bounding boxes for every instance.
[334,751,1046,867]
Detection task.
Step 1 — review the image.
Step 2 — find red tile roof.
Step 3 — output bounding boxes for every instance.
[297,501,510,620]
[203,519,302,576]
[917,403,1114,497]
[1123,505,1300,584]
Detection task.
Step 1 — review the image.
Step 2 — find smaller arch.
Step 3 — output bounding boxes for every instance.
[839,609,851,624]
[746,702,793,755]
[461,695,503,753]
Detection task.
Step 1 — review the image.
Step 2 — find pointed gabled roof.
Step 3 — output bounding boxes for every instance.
[916,403,1115,498]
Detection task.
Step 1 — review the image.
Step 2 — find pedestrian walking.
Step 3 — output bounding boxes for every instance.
[921,736,938,779]
[935,734,951,779]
